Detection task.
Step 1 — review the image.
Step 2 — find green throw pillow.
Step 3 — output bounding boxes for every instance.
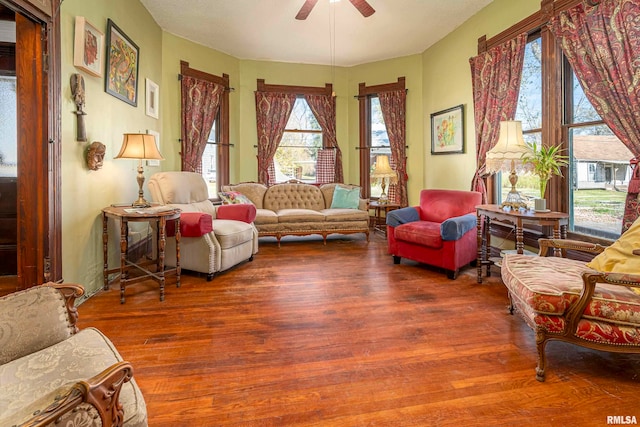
[330,185,360,209]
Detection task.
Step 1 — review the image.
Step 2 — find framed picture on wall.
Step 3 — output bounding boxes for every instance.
[105,19,139,106]
[145,78,160,119]
[431,104,465,155]
[73,17,104,77]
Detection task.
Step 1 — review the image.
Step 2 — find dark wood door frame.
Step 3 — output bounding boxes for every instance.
[2,0,61,288]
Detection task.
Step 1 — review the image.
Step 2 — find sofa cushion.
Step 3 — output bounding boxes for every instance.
[502,254,640,328]
[587,216,640,276]
[277,209,326,223]
[0,286,73,365]
[221,183,267,208]
[330,185,360,209]
[321,208,369,222]
[0,327,147,427]
[218,191,254,205]
[394,221,443,249]
[264,183,326,211]
[254,208,279,225]
[212,219,255,249]
[419,189,481,223]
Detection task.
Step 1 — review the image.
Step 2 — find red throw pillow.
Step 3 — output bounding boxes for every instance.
[166,212,213,237]
[217,204,257,223]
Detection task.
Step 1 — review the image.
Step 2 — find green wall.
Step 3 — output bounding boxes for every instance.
[59,0,541,297]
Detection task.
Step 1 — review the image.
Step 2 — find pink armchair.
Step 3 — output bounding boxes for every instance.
[386,189,482,279]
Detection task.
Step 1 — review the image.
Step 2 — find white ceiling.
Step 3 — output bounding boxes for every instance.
[140,0,494,67]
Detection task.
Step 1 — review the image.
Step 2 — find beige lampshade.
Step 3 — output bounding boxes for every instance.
[115,133,164,160]
[485,121,532,173]
[371,155,396,178]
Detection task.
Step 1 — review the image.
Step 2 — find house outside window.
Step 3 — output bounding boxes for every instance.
[201,120,218,198]
[274,97,322,183]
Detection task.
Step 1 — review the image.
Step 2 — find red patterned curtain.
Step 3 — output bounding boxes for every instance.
[180,76,224,172]
[549,0,640,233]
[469,33,527,203]
[304,94,343,183]
[378,89,408,206]
[255,91,296,185]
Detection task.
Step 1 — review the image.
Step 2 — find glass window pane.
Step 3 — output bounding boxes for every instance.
[286,98,321,130]
[201,121,217,198]
[514,38,542,132]
[572,72,602,123]
[0,76,17,177]
[570,126,630,239]
[370,96,390,197]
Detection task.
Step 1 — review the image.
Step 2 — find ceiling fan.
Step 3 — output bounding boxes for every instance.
[295,0,376,20]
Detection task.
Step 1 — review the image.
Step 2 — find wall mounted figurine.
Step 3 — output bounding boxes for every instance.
[71,73,87,142]
[86,141,106,171]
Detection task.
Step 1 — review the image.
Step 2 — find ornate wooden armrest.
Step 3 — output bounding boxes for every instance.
[19,361,133,427]
[538,238,607,257]
[43,283,84,333]
[564,271,640,332]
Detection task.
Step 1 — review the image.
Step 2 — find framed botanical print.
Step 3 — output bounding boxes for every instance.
[105,19,139,106]
[73,17,103,77]
[431,104,465,155]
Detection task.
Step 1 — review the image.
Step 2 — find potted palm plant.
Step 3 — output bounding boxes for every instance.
[521,142,569,211]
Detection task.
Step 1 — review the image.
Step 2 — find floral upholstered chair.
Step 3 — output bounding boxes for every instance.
[501,216,640,382]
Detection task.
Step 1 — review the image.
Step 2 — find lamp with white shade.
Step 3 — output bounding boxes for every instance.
[371,154,397,204]
[115,133,164,208]
[485,121,532,209]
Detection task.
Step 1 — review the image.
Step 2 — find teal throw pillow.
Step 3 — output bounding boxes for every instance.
[218,191,253,205]
[330,185,360,209]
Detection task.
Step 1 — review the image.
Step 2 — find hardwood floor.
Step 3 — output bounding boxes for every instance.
[29,234,640,425]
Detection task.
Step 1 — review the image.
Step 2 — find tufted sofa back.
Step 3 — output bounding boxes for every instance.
[263,183,326,211]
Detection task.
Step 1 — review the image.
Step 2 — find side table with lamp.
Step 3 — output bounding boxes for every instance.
[102,133,181,303]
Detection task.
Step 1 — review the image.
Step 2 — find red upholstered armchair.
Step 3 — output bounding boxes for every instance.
[386,189,482,279]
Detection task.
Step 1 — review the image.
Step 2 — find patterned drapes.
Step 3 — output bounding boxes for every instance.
[180,75,224,173]
[304,94,343,183]
[469,33,527,203]
[549,0,640,233]
[378,89,408,206]
[255,91,297,185]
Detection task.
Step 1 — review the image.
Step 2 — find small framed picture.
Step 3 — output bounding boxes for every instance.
[145,78,160,119]
[105,19,139,106]
[146,129,161,167]
[431,104,465,155]
[73,17,104,77]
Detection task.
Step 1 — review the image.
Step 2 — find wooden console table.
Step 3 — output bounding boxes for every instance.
[102,205,181,303]
[475,204,568,284]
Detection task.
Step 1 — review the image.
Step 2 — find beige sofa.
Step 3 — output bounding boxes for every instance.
[221,182,370,245]
[0,283,147,427]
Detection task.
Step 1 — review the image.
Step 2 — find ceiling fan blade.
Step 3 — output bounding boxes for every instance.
[295,0,319,20]
[348,0,375,17]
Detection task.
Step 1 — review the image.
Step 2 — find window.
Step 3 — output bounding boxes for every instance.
[180,61,230,200]
[357,78,405,200]
[565,68,630,239]
[0,76,17,177]
[273,97,322,183]
[485,0,632,241]
[201,120,218,198]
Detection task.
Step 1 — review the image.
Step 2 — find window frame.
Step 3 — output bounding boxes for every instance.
[255,79,334,184]
[180,61,230,198]
[357,77,405,200]
[479,0,615,245]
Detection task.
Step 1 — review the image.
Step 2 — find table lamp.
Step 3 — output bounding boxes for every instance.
[115,133,164,207]
[371,154,397,203]
[485,121,532,209]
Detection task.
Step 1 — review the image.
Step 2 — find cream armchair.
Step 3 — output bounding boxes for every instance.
[148,171,258,280]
